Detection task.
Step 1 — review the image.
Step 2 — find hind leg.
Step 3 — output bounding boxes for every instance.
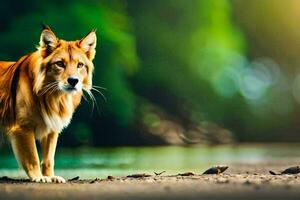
[40,132,65,183]
[10,130,51,182]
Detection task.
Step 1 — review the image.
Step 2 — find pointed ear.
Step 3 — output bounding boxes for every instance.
[39,25,58,54]
[79,30,97,60]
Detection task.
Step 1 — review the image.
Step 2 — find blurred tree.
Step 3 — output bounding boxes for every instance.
[231,0,300,141]
[127,0,252,142]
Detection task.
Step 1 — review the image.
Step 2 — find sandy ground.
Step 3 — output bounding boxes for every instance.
[1,162,300,200]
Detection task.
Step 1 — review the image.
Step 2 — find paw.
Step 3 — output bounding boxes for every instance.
[31,176,52,183]
[49,175,66,183]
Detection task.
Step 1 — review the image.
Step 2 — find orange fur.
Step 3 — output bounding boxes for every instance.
[0,26,97,183]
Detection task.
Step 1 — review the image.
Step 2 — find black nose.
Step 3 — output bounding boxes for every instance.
[67,77,79,87]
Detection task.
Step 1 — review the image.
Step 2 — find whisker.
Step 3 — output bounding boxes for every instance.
[82,92,88,102]
[92,85,107,90]
[38,84,53,96]
[38,82,58,96]
[44,83,57,95]
[83,88,95,116]
[89,90,100,115]
[46,84,57,95]
[49,85,59,96]
[88,91,95,114]
[91,88,107,102]
[82,91,93,113]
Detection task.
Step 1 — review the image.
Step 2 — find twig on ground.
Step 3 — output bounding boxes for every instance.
[90,178,100,183]
[177,172,195,176]
[127,173,151,178]
[154,171,166,176]
[68,176,80,181]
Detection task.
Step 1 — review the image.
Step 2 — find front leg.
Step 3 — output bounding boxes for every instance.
[10,130,51,182]
[40,132,65,183]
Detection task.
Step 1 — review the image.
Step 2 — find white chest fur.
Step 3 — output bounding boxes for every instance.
[36,95,74,139]
[42,111,72,132]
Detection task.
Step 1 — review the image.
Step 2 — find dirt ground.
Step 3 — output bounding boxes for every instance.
[1,162,300,200]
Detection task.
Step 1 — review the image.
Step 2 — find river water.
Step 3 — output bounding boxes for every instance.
[0,144,300,179]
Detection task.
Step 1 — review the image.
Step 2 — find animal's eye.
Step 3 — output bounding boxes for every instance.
[55,61,65,68]
[77,62,84,68]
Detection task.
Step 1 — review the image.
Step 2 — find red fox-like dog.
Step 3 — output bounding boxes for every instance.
[0,25,96,183]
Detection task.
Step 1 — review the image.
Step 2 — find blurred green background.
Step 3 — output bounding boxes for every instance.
[1,0,300,147]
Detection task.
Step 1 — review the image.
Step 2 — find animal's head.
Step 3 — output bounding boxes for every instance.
[34,25,96,95]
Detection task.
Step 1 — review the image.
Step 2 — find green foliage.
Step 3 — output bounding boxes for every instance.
[128,0,249,130]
